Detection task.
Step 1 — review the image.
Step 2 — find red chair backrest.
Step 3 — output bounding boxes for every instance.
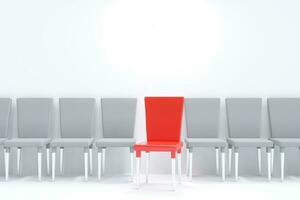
[145,97,184,142]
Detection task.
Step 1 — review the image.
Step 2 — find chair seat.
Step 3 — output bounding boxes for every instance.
[185,138,226,148]
[271,138,300,147]
[0,138,7,144]
[134,141,182,158]
[227,138,273,147]
[96,138,135,148]
[51,138,93,148]
[4,138,50,147]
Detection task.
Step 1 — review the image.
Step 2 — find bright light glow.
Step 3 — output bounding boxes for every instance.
[99,0,220,84]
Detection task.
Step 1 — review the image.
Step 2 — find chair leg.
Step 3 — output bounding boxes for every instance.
[60,147,64,175]
[136,156,141,189]
[228,147,232,175]
[97,149,102,180]
[215,147,219,175]
[189,150,193,181]
[271,147,274,175]
[102,148,106,174]
[171,157,176,191]
[280,148,285,181]
[221,149,225,181]
[52,149,56,181]
[257,147,262,175]
[130,150,134,181]
[186,148,189,176]
[17,147,21,176]
[46,147,50,175]
[178,152,182,184]
[84,150,88,181]
[4,148,10,181]
[37,149,42,181]
[234,149,239,181]
[257,147,261,175]
[145,152,150,183]
[267,148,271,181]
[89,147,93,175]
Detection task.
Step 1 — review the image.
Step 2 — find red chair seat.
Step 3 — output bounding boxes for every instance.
[134,141,182,158]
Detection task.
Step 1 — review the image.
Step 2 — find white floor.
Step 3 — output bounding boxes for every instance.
[1,174,299,200]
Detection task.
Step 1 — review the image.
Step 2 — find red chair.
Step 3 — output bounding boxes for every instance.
[134,97,184,190]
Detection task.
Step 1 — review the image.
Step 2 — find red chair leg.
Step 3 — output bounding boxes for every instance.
[171,151,177,190]
[177,150,182,184]
[171,152,176,191]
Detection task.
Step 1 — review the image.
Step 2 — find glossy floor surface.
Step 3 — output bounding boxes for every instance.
[1,174,298,200]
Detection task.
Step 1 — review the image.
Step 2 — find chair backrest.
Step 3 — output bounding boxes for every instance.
[145,97,184,142]
[17,98,53,138]
[226,98,262,138]
[0,98,12,138]
[268,98,300,138]
[59,98,95,138]
[185,98,220,138]
[101,98,137,138]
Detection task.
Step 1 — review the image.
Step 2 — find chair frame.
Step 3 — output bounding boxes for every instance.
[268,98,300,181]
[4,98,52,181]
[51,98,95,181]
[184,98,226,181]
[134,97,184,190]
[226,98,272,181]
[96,98,137,181]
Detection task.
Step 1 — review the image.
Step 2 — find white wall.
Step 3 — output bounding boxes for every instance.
[1,0,300,177]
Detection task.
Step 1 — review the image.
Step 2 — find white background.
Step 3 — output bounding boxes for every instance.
[1,0,300,180]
